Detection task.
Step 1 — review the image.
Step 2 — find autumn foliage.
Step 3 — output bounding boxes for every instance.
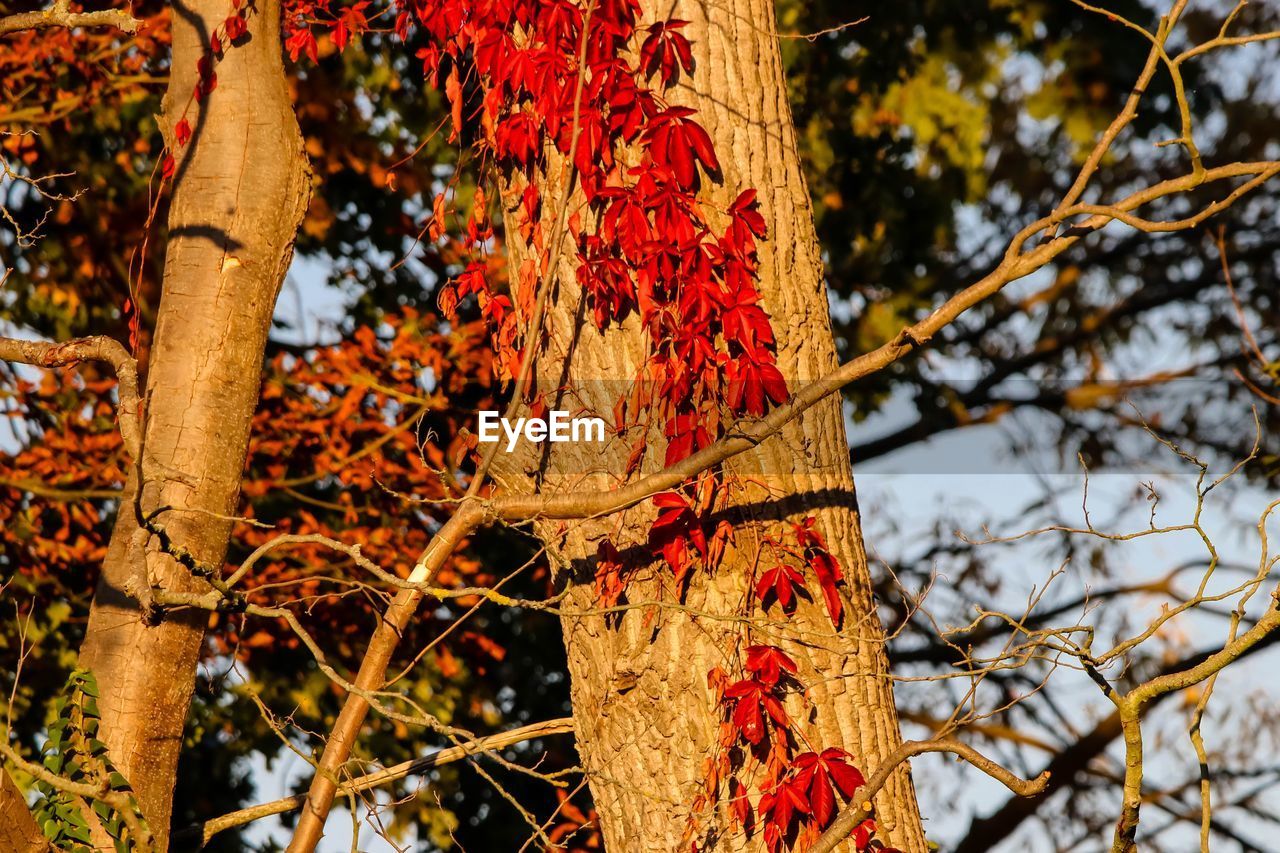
[141,0,887,847]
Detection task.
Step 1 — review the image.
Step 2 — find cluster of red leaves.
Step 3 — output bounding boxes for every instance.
[753,519,847,629]
[0,311,504,677]
[790,517,846,629]
[355,3,874,849]
[0,6,169,129]
[392,0,785,459]
[248,0,785,486]
[1,5,170,349]
[695,518,879,852]
[546,787,604,851]
[282,0,366,65]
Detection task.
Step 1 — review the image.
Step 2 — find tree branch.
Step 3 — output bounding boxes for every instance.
[0,0,139,36]
[187,717,574,843]
[953,622,1280,853]
[810,738,1050,853]
[0,334,141,459]
[487,161,1280,524]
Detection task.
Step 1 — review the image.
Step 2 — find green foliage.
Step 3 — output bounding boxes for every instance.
[31,668,149,852]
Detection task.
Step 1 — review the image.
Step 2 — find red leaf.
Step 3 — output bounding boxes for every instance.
[726,352,788,416]
[728,776,753,830]
[853,818,877,849]
[639,19,693,86]
[122,297,141,352]
[224,12,247,41]
[286,26,319,64]
[494,110,540,167]
[684,119,718,174]
[794,516,825,549]
[721,271,775,351]
[662,411,711,466]
[160,153,176,180]
[648,492,706,583]
[763,822,783,853]
[754,564,806,612]
[429,191,448,241]
[331,1,369,51]
[727,681,766,745]
[727,187,768,254]
[729,189,766,234]
[174,118,192,147]
[793,748,866,828]
[744,644,797,687]
[762,691,789,727]
[445,65,464,142]
[593,540,627,612]
[759,776,810,846]
[437,283,458,317]
[795,520,847,626]
[819,747,866,797]
[760,361,788,405]
[454,261,487,298]
[808,765,836,826]
[332,18,352,51]
[707,666,729,701]
[195,54,217,101]
[810,548,845,629]
[645,107,720,187]
[479,292,511,324]
[723,676,788,745]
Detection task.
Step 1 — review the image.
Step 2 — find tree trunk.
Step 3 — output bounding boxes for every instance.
[0,767,48,851]
[500,0,927,849]
[73,1,310,845]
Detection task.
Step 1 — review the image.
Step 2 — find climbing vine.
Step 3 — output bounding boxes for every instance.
[158,0,887,849]
[31,669,149,852]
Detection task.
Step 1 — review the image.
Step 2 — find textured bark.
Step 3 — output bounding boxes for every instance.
[0,766,49,851]
[73,1,310,846]
[499,1,927,849]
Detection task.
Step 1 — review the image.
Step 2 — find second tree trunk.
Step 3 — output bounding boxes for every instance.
[499,0,927,849]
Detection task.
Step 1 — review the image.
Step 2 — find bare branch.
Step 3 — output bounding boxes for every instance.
[0,334,141,459]
[810,738,1051,853]
[0,0,139,37]
[190,718,574,843]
